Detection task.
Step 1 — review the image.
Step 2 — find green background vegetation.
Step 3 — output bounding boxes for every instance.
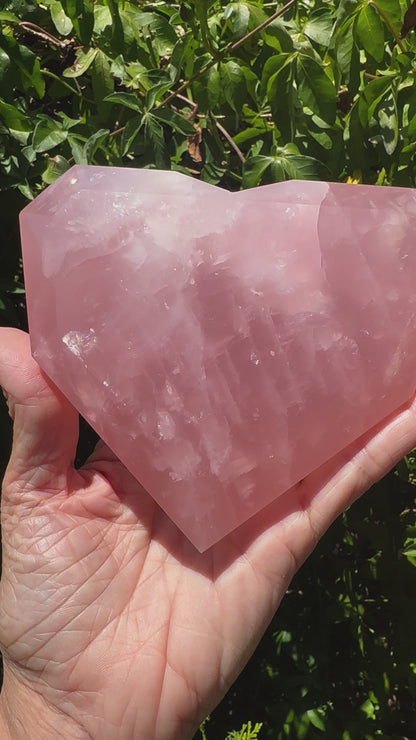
[1,0,416,736]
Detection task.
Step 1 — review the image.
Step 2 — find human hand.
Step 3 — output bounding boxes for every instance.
[0,327,415,740]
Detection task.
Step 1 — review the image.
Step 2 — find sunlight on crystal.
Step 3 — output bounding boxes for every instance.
[20,165,416,551]
[62,329,97,359]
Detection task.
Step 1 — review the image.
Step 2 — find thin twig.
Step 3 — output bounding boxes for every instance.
[109,125,127,137]
[165,91,245,161]
[73,76,82,96]
[215,120,245,163]
[154,0,296,111]
[19,21,68,48]
[174,93,199,120]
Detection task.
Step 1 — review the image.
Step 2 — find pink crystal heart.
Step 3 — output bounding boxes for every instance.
[19,166,416,551]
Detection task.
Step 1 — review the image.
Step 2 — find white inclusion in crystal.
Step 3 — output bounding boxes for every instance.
[156,410,176,440]
[103,380,109,387]
[62,328,96,359]
[250,351,260,366]
[69,177,78,185]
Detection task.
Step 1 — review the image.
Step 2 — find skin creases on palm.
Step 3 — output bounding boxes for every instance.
[1,327,416,739]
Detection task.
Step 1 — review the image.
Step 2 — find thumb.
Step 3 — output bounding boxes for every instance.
[0,328,79,495]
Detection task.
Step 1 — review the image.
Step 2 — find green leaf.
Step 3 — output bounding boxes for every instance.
[220,60,246,114]
[0,101,32,132]
[93,4,112,35]
[280,153,329,179]
[120,116,142,156]
[16,182,34,200]
[243,146,329,184]
[242,155,274,188]
[306,708,326,732]
[143,111,168,168]
[0,35,45,98]
[240,65,259,103]
[336,0,359,26]
[32,117,68,152]
[56,111,83,130]
[403,541,416,558]
[296,54,337,124]
[169,31,196,84]
[145,80,172,110]
[104,92,143,113]
[105,0,124,53]
[0,11,19,23]
[361,75,394,123]
[110,55,127,81]
[267,61,295,141]
[50,1,73,35]
[63,47,98,78]
[82,128,109,162]
[207,64,222,110]
[0,46,11,88]
[336,17,360,94]
[41,154,70,184]
[374,0,402,33]
[61,0,94,45]
[260,53,292,99]
[200,161,224,185]
[378,88,398,154]
[133,12,178,56]
[153,108,196,136]
[91,50,113,113]
[262,20,294,52]
[233,125,268,146]
[304,8,334,46]
[355,3,385,63]
[224,2,250,38]
[68,134,88,164]
[344,100,367,168]
[407,111,416,139]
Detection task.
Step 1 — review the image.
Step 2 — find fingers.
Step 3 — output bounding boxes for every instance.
[232,395,416,582]
[0,328,79,494]
[305,395,416,537]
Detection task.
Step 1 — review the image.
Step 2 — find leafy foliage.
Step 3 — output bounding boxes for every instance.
[1,0,416,738]
[1,0,416,202]
[226,721,264,739]
[200,717,263,739]
[200,469,416,739]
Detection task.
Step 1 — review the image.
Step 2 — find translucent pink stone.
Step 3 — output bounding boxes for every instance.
[20,166,416,551]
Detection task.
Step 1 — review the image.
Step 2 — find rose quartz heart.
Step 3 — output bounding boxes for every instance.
[20,166,416,551]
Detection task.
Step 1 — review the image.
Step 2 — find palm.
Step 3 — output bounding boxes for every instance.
[1,329,416,740]
[0,444,304,739]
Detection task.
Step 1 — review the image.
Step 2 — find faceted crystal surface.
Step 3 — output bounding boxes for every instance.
[20,166,416,551]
